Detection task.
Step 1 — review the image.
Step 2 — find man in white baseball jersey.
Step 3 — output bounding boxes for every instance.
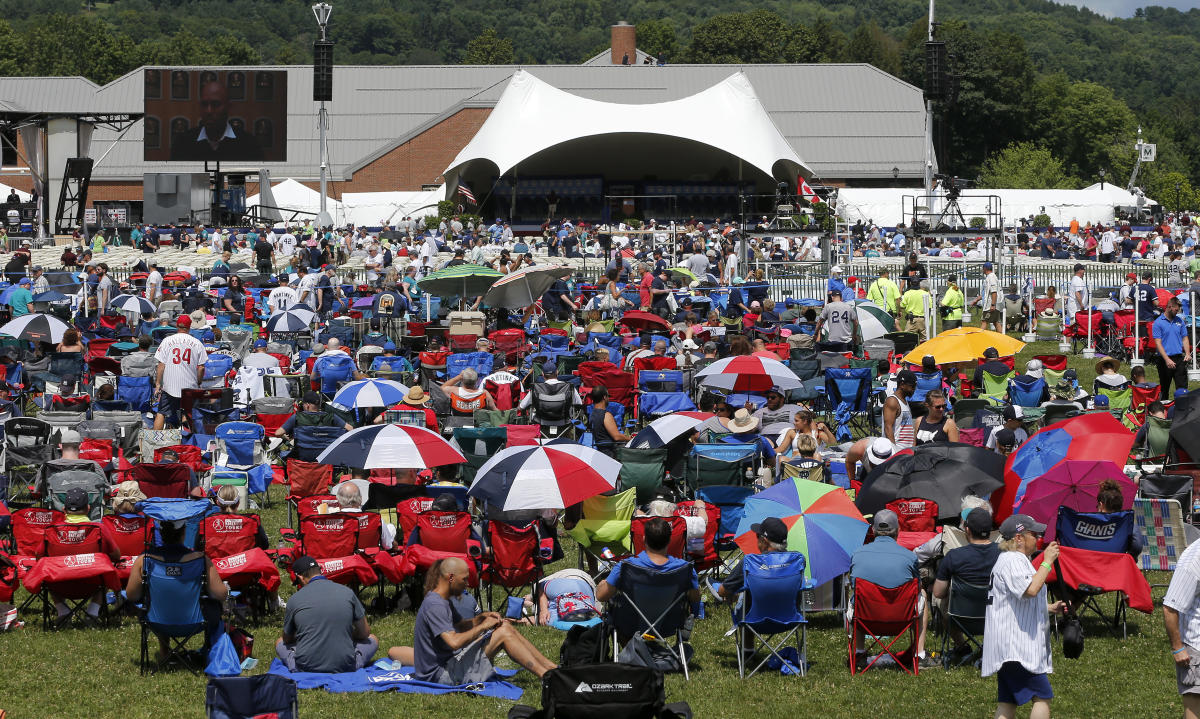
[153,315,208,430]
[268,275,299,316]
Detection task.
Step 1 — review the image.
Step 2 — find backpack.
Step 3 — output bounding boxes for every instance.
[507,663,691,719]
[555,592,599,623]
[558,623,609,668]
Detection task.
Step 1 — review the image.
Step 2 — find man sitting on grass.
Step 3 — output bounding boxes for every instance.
[275,555,378,672]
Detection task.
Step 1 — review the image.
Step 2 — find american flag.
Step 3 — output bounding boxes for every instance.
[457,182,477,205]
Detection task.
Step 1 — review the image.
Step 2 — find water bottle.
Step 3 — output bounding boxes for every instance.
[105,591,117,605]
[600,547,615,560]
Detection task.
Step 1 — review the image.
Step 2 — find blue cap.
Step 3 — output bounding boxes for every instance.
[17,277,30,285]
[1176,388,1189,398]
[1094,394,1109,407]
[784,298,796,308]
[253,339,267,348]
[541,360,556,375]
[982,262,993,270]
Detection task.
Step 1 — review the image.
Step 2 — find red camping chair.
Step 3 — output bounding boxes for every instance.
[100,514,153,580]
[630,516,688,559]
[1131,383,1161,423]
[674,499,722,572]
[287,514,376,588]
[848,578,921,675]
[285,459,334,527]
[79,437,115,466]
[201,514,263,559]
[485,375,522,411]
[293,494,337,522]
[132,462,192,499]
[11,507,65,558]
[482,520,543,610]
[448,334,479,352]
[396,496,436,545]
[154,444,210,473]
[412,510,479,555]
[488,328,529,357]
[885,498,940,550]
[22,552,121,630]
[86,338,118,362]
[50,394,91,413]
[44,522,103,557]
[505,424,541,447]
[1032,354,1067,373]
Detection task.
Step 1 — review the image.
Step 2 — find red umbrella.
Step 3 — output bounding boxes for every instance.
[618,310,672,332]
[1013,460,1135,542]
[996,412,1135,521]
[695,354,802,392]
[1156,288,1177,307]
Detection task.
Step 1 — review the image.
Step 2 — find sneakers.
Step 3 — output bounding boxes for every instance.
[918,654,942,669]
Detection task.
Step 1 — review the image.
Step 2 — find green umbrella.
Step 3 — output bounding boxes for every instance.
[416,264,503,300]
[850,299,895,341]
[666,266,696,283]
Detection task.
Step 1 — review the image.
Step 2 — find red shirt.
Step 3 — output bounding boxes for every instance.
[385,402,438,432]
[639,271,654,307]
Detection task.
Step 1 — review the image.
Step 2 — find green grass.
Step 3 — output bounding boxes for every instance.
[0,322,1187,718]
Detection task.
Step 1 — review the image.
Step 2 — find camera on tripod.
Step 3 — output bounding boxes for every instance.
[935,174,972,200]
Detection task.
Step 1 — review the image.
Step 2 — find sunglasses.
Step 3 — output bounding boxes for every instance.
[930,404,947,410]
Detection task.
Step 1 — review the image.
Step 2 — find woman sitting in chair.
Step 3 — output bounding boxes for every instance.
[775,409,835,460]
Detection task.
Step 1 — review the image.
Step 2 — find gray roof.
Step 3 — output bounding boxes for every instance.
[14,63,928,184]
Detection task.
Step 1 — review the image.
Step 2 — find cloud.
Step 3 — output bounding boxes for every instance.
[1050,0,1200,17]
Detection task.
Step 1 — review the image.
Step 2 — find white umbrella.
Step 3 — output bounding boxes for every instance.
[0,313,69,343]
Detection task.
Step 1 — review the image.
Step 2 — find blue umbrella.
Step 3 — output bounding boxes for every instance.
[0,284,19,304]
[331,379,409,410]
[33,290,70,303]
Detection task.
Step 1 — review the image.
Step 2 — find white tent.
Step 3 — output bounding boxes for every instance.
[340,188,443,228]
[245,178,342,222]
[443,69,809,196]
[836,186,1158,229]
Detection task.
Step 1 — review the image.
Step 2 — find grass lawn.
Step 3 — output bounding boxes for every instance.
[0,324,1188,718]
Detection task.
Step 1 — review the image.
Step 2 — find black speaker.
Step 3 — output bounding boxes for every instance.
[924,41,946,100]
[313,40,333,102]
[65,157,93,180]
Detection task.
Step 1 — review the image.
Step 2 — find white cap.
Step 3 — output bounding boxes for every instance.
[831,265,843,274]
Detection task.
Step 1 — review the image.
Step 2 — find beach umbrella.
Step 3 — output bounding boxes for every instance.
[695,355,802,392]
[850,299,895,341]
[902,327,1025,365]
[417,264,502,299]
[666,267,696,283]
[352,296,375,309]
[331,379,409,410]
[316,424,464,469]
[618,310,672,333]
[734,478,868,586]
[483,264,572,310]
[1014,460,1135,542]
[109,294,156,315]
[627,411,713,448]
[265,307,314,332]
[998,412,1134,521]
[467,444,620,510]
[33,290,70,303]
[0,313,68,343]
[856,442,1006,521]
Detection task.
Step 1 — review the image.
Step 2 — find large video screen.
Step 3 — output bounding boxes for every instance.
[143,68,287,163]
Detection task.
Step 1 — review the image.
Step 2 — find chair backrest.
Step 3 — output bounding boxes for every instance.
[615,446,668,504]
[1055,507,1135,553]
[44,522,103,556]
[532,381,574,423]
[452,426,508,458]
[742,552,807,628]
[579,487,637,525]
[673,499,721,568]
[11,507,65,556]
[215,421,266,467]
[636,369,684,393]
[1134,497,1188,571]
[292,425,344,463]
[980,371,1014,397]
[824,367,873,411]
[144,554,206,630]
[298,514,359,557]
[414,510,473,553]
[447,351,494,379]
[348,511,384,550]
[1040,403,1081,427]
[910,371,943,403]
[486,521,541,586]
[205,674,299,719]
[285,459,333,500]
[630,516,688,559]
[313,353,355,393]
[609,561,694,638]
[133,462,192,499]
[1146,415,1173,457]
[396,496,436,542]
[1096,385,1133,411]
[946,577,989,624]
[202,513,262,559]
[951,398,989,426]
[295,494,337,520]
[852,577,920,632]
[1008,376,1047,408]
[101,514,153,557]
[884,498,940,533]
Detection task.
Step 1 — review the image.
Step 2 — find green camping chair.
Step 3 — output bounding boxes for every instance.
[452,426,508,486]
[979,370,1014,406]
[616,446,669,504]
[566,488,636,565]
[472,409,517,428]
[1141,414,1173,464]
[1096,385,1133,412]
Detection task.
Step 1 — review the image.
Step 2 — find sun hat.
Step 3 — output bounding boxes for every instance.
[403,385,430,406]
[865,437,897,466]
[188,309,208,328]
[728,408,759,433]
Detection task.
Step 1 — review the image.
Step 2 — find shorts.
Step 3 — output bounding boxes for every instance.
[156,392,181,426]
[434,635,494,685]
[1177,646,1200,695]
[983,309,1001,324]
[996,661,1053,705]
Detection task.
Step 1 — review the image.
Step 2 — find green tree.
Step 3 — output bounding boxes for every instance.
[686,10,793,64]
[25,13,135,84]
[845,20,900,76]
[977,142,1078,189]
[463,28,514,65]
[636,19,677,62]
[0,20,23,76]
[809,16,848,63]
[1147,171,1199,213]
[1034,80,1137,180]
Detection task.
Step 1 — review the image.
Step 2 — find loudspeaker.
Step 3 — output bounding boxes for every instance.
[65,157,94,180]
[313,40,333,102]
[924,41,946,100]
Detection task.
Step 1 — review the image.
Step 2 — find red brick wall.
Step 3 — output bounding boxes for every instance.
[611,24,636,65]
[349,107,491,192]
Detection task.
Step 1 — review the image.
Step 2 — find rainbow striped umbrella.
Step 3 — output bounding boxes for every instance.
[735,478,868,586]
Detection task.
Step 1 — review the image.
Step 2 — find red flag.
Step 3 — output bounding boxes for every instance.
[798,177,818,203]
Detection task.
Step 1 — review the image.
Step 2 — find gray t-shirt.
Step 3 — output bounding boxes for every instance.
[414,591,464,682]
[819,301,856,343]
[684,253,709,276]
[282,576,366,673]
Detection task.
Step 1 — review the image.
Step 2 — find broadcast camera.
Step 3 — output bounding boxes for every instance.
[935,174,972,200]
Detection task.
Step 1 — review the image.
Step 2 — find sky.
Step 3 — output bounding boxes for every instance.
[1052,0,1200,16]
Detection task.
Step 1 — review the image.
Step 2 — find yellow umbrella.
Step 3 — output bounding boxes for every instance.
[902,327,1025,365]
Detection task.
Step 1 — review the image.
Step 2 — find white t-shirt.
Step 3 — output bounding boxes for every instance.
[1099,231,1117,254]
[982,551,1052,677]
[296,273,319,305]
[277,233,297,257]
[146,270,163,300]
[982,273,1000,311]
[985,425,1029,450]
[1067,275,1087,315]
[268,286,298,315]
[365,252,384,282]
[155,333,208,398]
[1165,541,1200,649]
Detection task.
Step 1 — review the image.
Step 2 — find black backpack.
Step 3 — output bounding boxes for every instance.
[558,623,608,668]
[507,663,691,719]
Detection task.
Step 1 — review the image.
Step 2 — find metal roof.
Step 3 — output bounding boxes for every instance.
[3,62,929,183]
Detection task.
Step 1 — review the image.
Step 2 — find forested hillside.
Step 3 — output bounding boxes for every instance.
[3,0,1199,202]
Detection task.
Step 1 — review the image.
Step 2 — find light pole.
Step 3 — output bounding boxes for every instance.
[1099,168,1106,191]
[313,2,332,228]
[1176,182,1182,213]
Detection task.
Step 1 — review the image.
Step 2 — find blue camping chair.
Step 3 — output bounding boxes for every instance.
[823,367,876,440]
[201,354,235,389]
[538,333,570,354]
[370,355,414,374]
[212,422,272,504]
[139,554,210,674]
[608,561,696,679]
[1008,375,1048,409]
[292,424,344,464]
[1055,506,1137,637]
[446,351,494,379]
[910,371,943,403]
[117,375,154,413]
[312,352,355,394]
[636,369,696,422]
[732,552,810,678]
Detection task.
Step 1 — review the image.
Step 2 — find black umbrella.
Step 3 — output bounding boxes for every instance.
[855,442,1005,521]
[1168,388,1200,462]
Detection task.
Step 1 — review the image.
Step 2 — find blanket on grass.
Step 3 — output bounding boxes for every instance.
[267,659,523,700]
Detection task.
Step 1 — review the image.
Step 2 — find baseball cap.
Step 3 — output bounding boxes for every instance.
[64,487,89,512]
[291,555,320,576]
[999,514,1046,540]
[542,360,557,375]
[1093,394,1110,408]
[983,347,999,359]
[896,369,918,386]
[175,314,192,329]
[872,509,899,533]
[995,428,1017,447]
[751,517,788,544]
[963,507,993,536]
[1003,405,1024,422]
[60,429,81,445]
[1073,263,1085,272]
[829,287,842,297]
[17,277,29,286]
[253,339,268,348]
[302,390,322,405]
[1126,272,1138,280]
[982,262,993,270]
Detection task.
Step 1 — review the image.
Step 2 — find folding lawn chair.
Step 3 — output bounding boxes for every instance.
[138,553,210,674]
[630,515,687,559]
[452,426,508,487]
[211,422,272,508]
[634,369,696,424]
[1133,498,1188,588]
[566,488,636,575]
[939,578,987,668]
[1008,375,1048,408]
[1054,507,1136,637]
[101,513,153,581]
[686,443,758,490]
[823,367,876,439]
[731,552,809,678]
[695,485,754,575]
[482,520,544,611]
[205,674,298,719]
[133,463,193,499]
[284,458,333,528]
[848,577,921,675]
[616,446,669,504]
[3,416,53,505]
[607,561,696,679]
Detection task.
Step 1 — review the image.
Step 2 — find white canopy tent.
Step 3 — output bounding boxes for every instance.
[340,188,443,228]
[836,186,1158,228]
[245,178,343,223]
[443,69,810,199]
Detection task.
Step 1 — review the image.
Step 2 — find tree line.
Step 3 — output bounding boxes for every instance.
[3,0,1200,205]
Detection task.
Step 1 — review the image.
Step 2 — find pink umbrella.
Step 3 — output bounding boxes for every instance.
[1014,460,1136,542]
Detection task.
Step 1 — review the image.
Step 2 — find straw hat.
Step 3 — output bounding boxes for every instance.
[188,309,208,328]
[403,385,430,406]
[1095,357,1121,375]
[728,408,759,433]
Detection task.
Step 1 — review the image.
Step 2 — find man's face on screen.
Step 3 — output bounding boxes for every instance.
[199,82,229,138]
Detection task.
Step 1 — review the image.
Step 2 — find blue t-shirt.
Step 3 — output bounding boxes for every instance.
[1154,313,1188,356]
[1135,283,1159,321]
[849,536,919,589]
[606,551,698,592]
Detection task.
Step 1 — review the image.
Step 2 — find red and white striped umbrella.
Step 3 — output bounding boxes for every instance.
[467,444,619,511]
[694,355,802,392]
[315,424,465,469]
[627,411,714,449]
